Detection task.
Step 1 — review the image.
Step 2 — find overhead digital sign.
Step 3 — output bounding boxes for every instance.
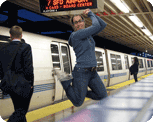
[39,0,104,16]
[39,0,97,13]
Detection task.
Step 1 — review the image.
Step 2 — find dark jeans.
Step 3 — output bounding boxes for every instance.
[133,72,138,82]
[8,87,33,122]
[61,66,107,107]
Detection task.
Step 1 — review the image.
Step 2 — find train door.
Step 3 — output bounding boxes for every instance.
[51,42,72,102]
[60,43,72,99]
[138,58,145,77]
[129,57,134,80]
[124,55,130,80]
[144,59,147,75]
[147,59,151,74]
[95,49,108,87]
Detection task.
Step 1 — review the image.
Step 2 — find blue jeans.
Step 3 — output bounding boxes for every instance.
[61,66,107,107]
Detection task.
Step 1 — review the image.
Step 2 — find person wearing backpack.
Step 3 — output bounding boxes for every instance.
[0,25,34,122]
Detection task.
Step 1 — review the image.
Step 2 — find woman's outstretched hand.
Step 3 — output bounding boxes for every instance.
[83,9,91,15]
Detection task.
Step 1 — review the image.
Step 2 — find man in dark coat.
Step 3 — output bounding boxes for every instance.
[0,25,34,122]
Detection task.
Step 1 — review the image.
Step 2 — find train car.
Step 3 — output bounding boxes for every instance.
[105,49,130,86]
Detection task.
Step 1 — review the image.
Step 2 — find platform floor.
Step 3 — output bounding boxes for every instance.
[4,73,153,122]
[59,75,153,122]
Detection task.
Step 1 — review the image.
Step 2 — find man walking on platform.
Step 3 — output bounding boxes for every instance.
[53,9,107,107]
[0,25,34,122]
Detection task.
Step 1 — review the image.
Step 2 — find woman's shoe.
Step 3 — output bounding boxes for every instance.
[52,69,73,82]
[60,74,73,81]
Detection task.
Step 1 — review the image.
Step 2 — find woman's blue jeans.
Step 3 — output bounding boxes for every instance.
[61,66,107,107]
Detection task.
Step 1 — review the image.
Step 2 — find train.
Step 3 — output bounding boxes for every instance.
[0,26,153,118]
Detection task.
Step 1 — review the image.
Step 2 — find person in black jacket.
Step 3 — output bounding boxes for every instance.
[0,25,34,122]
[130,57,139,82]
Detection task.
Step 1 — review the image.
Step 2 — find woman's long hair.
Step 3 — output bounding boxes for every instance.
[134,57,139,65]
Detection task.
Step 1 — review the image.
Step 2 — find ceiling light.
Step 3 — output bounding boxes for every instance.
[110,0,130,13]
[0,0,6,7]
[129,15,144,28]
[149,36,153,40]
[141,28,152,36]
[147,0,153,6]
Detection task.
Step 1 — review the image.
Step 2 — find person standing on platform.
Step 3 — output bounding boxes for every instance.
[130,57,139,82]
[0,25,34,122]
[53,9,107,107]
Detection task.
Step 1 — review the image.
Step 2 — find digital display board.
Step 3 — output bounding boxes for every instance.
[39,0,97,13]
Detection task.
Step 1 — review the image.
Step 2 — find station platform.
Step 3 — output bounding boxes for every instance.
[58,75,153,122]
[4,73,153,122]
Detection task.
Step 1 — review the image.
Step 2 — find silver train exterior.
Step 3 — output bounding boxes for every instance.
[0,26,153,118]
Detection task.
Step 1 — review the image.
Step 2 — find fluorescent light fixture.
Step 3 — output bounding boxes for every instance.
[0,0,5,7]
[129,15,144,28]
[99,56,103,58]
[141,28,152,36]
[147,0,153,6]
[53,62,60,64]
[110,0,130,13]
[62,53,66,56]
[149,36,153,40]
[52,53,59,56]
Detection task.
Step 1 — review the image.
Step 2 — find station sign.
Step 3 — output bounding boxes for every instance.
[39,0,104,16]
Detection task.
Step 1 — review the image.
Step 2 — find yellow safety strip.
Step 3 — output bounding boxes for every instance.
[107,73,153,90]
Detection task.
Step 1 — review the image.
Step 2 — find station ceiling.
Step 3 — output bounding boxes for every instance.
[5,0,153,54]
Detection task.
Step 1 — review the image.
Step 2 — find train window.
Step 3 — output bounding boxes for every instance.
[111,54,117,70]
[95,51,104,71]
[138,59,144,68]
[110,54,122,70]
[124,55,129,69]
[61,46,71,74]
[151,61,153,67]
[116,55,122,70]
[147,60,151,67]
[131,57,134,64]
[51,44,61,70]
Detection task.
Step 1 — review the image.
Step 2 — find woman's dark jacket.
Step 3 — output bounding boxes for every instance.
[129,62,139,75]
